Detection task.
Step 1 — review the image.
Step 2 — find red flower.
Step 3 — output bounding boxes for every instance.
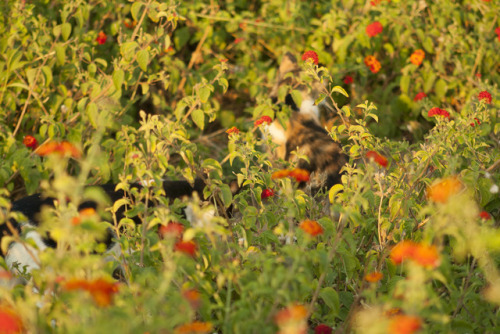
[427,177,462,203]
[478,91,492,104]
[261,188,275,200]
[390,241,440,268]
[274,304,308,334]
[390,240,417,265]
[388,315,422,334]
[289,168,310,182]
[174,240,197,256]
[302,50,319,65]
[315,324,333,334]
[343,75,354,84]
[123,19,137,29]
[159,221,184,239]
[496,27,500,41]
[272,169,291,179]
[479,211,491,220]
[23,135,38,149]
[233,37,244,44]
[410,49,425,66]
[96,31,107,45]
[366,150,388,168]
[174,322,213,334]
[299,219,324,237]
[366,21,383,37]
[364,271,383,282]
[226,127,240,136]
[254,115,273,127]
[0,306,23,334]
[36,141,81,158]
[64,278,119,307]
[182,288,201,309]
[470,118,481,127]
[364,55,381,73]
[413,92,427,101]
[427,107,450,119]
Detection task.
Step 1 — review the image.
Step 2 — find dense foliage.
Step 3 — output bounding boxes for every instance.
[0,0,499,333]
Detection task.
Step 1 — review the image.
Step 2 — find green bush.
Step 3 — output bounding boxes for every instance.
[0,0,499,333]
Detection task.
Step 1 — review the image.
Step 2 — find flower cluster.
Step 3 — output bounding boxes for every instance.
[343,75,354,84]
[71,207,97,226]
[254,115,273,127]
[366,150,388,167]
[261,188,275,200]
[479,211,491,220]
[272,168,310,183]
[275,304,308,334]
[413,92,427,102]
[427,107,450,119]
[0,306,23,334]
[495,27,500,42]
[36,141,81,158]
[364,271,383,283]
[410,49,425,66]
[23,135,38,149]
[427,177,463,203]
[470,117,481,127]
[159,221,184,239]
[96,31,107,44]
[301,50,319,65]
[174,240,197,257]
[174,321,213,334]
[390,240,440,268]
[226,126,240,136]
[388,314,422,334]
[478,90,492,104]
[64,278,120,307]
[370,0,391,5]
[366,21,383,37]
[299,220,324,237]
[182,288,201,309]
[314,324,333,334]
[364,55,381,73]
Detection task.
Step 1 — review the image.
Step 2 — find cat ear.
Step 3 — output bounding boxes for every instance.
[278,52,298,77]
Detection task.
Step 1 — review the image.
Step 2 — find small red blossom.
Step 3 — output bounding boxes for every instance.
[427,107,450,119]
[96,31,107,45]
[174,322,213,334]
[366,21,383,37]
[233,37,244,44]
[219,58,228,63]
[275,304,308,334]
[289,168,310,182]
[388,315,422,334]
[261,188,275,200]
[254,115,273,127]
[364,271,383,283]
[301,50,319,65]
[36,141,81,158]
[182,288,201,309]
[159,221,184,239]
[364,55,381,73]
[174,240,197,256]
[0,306,23,334]
[496,27,500,41]
[366,150,388,168]
[410,49,425,66]
[478,91,492,104]
[315,324,333,334]
[123,19,137,29]
[23,135,38,149]
[64,278,119,307]
[413,92,427,102]
[226,127,240,136]
[299,220,324,237]
[470,118,481,127]
[479,211,491,220]
[343,75,354,84]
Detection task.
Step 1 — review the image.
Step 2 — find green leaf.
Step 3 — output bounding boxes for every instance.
[191,109,205,130]
[120,42,138,61]
[26,68,37,87]
[319,287,340,316]
[41,66,53,87]
[290,90,303,109]
[435,79,447,100]
[331,85,349,97]
[112,69,125,90]
[86,102,99,129]
[61,22,72,41]
[131,2,143,21]
[137,49,149,72]
[329,184,344,203]
[423,72,436,93]
[423,36,434,53]
[400,75,410,94]
[55,44,66,66]
[220,184,233,208]
[198,86,211,103]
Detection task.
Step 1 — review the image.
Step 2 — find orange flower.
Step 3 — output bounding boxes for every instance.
[410,49,425,66]
[0,306,23,334]
[174,321,213,334]
[226,126,240,136]
[272,169,291,179]
[364,55,381,73]
[23,135,38,149]
[36,141,81,158]
[388,315,422,334]
[390,240,417,265]
[301,50,319,65]
[289,168,310,182]
[366,21,383,37]
[412,244,440,268]
[366,150,388,167]
[299,220,324,237]
[174,240,197,256]
[254,115,273,127]
[96,31,107,45]
[275,304,308,334]
[64,278,119,307]
[182,288,201,309]
[364,271,383,282]
[159,221,184,239]
[427,177,462,203]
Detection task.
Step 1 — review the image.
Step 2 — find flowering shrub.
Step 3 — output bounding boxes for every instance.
[0,1,498,333]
